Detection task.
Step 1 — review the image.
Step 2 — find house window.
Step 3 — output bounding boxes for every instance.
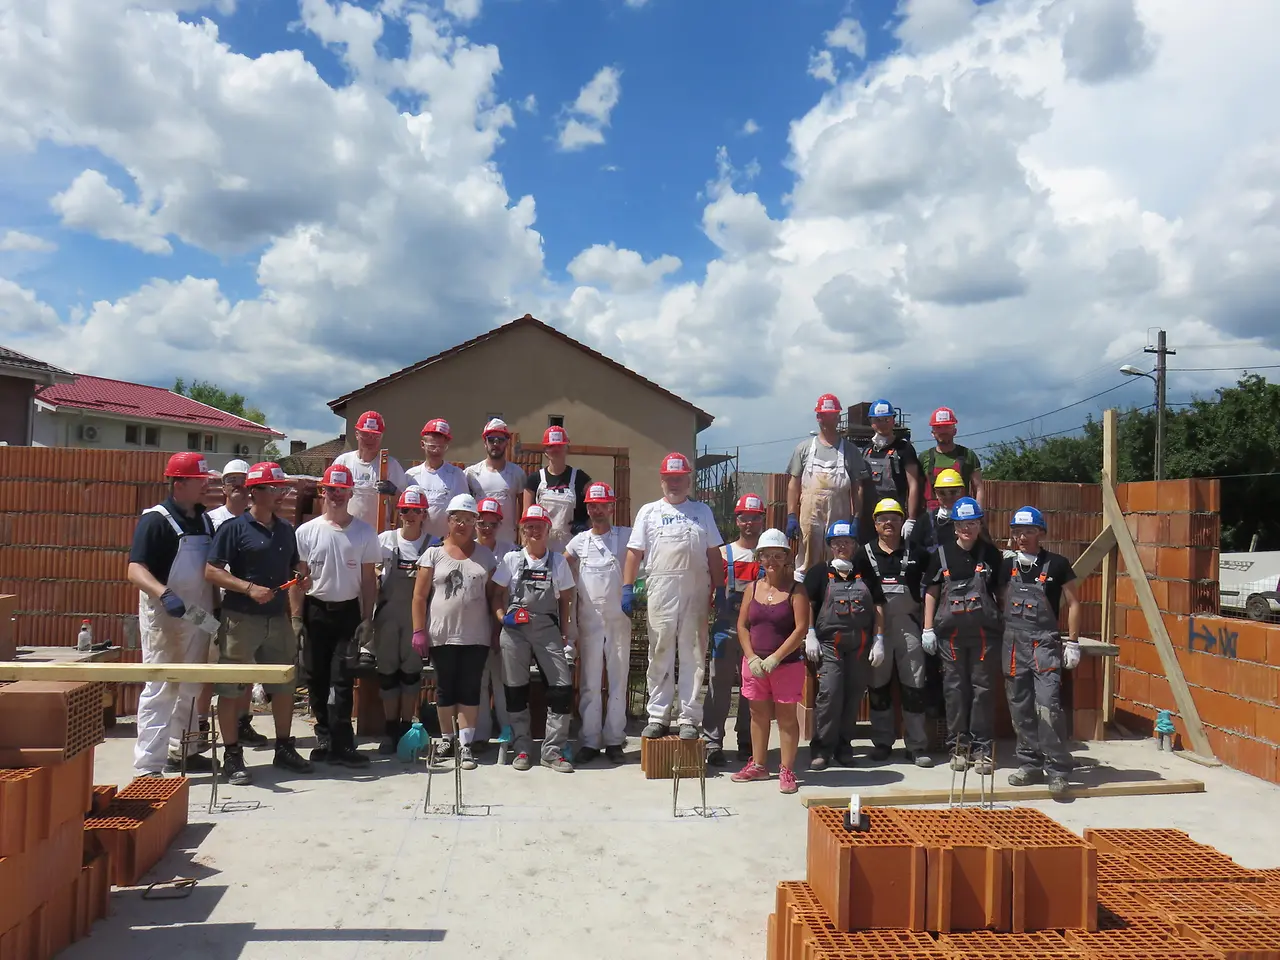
[203,434,215,453]
[188,432,201,451]
[547,414,564,428]
[125,425,140,445]
[144,427,159,447]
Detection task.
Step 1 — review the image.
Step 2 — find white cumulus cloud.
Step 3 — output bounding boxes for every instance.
[741,118,760,135]
[556,65,622,151]
[0,230,57,253]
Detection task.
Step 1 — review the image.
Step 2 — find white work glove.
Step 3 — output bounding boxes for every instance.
[1063,641,1081,670]
[1002,549,1017,560]
[804,628,821,663]
[747,656,766,678]
[901,518,916,540]
[869,634,885,668]
[921,628,938,656]
[762,654,780,673]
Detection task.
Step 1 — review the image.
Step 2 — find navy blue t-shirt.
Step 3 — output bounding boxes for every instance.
[128,497,211,585]
[209,512,299,617]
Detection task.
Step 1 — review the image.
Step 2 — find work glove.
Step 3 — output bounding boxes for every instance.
[710,625,731,659]
[621,584,634,616]
[785,513,800,539]
[564,643,576,663]
[747,656,766,678]
[159,588,186,619]
[376,480,397,496]
[713,586,730,618]
[901,518,916,540]
[1002,549,1017,560]
[1063,641,1082,670]
[921,628,938,656]
[412,629,430,657]
[869,634,886,668]
[804,628,821,663]
[762,654,781,673]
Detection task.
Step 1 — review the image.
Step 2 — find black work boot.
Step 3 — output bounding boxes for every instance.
[238,715,269,747]
[222,745,252,786]
[273,737,314,773]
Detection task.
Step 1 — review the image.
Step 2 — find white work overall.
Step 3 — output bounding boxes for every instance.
[797,438,852,581]
[134,505,215,774]
[536,468,578,553]
[576,529,630,749]
[644,513,711,728]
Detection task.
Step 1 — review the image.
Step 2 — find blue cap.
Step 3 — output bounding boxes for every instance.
[1011,505,1046,530]
[868,399,894,419]
[952,497,983,521]
[826,519,856,541]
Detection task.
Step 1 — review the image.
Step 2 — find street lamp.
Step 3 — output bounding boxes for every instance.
[1120,359,1166,481]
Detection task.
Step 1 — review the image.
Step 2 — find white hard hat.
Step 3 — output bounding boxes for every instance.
[222,459,251,477]
[447,493,478,515]
[757,528,791,553]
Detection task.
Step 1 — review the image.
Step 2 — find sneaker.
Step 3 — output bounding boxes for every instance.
[808,754,829,772]
[1048,775,1070,797]
[605,745,626,765]
[870,745,892,762]
[136,770,165,779]
[731,761,769,782]
[779,766,799,794]
[196,718,211,753]
[949,753,970,772]
[222,748,252,786]
[575,746,600,765]
[972,753,994,777]
[677,724,700,741]
[165,753,216,774]
[329,746,371,768]
[273,738,313,773]
[435,737,455,761]
[542,756,575,773]
[459,744,477,770]
[237,717,269,747]
[513,752,533,771]
[641,722,667,739]
[1008,767,1045,786]
[706,746,726,767]
[907,751,935,769]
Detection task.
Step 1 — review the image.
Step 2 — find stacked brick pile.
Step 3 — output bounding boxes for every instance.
[769,810,1280,959]
[85,776,190,886]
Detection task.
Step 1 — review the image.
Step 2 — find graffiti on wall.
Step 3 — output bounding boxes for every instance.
[1187,617,1238,659]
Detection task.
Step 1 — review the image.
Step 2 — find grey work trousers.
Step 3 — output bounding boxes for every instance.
[1004,635,1072,777]
[868,593,929,753]
[501,621,573,763]
[703,625,751,751]
[810,634,872,759]
[938,632,996,753]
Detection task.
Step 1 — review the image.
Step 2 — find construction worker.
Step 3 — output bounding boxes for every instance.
[920,407,983,513]
[786,394,866,582]
[730,529,811,794]
[922,496,1002,776]
[493,504,577,772]
[291,464,380,767]
[373,486,431,755]
[864,498,933,767]
[1000,506,1081,795]
[127,452,219,776]
[332,410,408,530]
[564,481,632,765]
[204,462,313,785]
[803,519,886,770]
[412,494,498,770]
[465,418,527,546]
[624,452,726,740]
[473,496,515,749]
[703,493,763,765]
[522,425,591,553]
[406,418,470,543]
[858,400,921,544]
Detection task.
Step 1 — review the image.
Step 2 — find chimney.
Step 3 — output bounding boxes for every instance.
[290,440,306,455]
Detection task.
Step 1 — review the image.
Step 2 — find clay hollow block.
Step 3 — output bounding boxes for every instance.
[0,681,106,765]
[1121,850,1257,884]
[639,735,705,780]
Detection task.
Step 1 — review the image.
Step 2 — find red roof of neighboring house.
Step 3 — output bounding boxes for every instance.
[36,375,284,437]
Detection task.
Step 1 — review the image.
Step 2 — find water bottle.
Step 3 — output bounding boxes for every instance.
[76,620,92,652]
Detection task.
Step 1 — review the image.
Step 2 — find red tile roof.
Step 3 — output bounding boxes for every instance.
[36,374,283,436]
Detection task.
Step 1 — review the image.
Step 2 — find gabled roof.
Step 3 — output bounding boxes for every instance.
[0,345,74,383]
[36,374,284,437]
[328,314,715,432]
[298,436,347,458]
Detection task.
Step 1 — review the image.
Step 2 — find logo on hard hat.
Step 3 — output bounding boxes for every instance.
[589,484,607,498]
[744,496,761,510]
[664,456,685,472]
[819,398,837,411]
[332,469,350,484]
[360,418,379,431]
[956,502,977,520]
[936,410,954,423]
[197,459,210,474]
[403,489,425,506]
[547,428,566,443]
[1014,510,1035,526]
[831,521,853,537]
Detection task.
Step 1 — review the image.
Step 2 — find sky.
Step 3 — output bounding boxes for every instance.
[2,0,1279,471]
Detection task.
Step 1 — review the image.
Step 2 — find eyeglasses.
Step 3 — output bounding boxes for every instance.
[400,508,425,516]
[874,515,900,523]
[223,479,245,489]
[449,515,475,525]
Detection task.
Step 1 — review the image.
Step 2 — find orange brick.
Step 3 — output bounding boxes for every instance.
[1232,662,1279,704]
[1234,736,1278,783]
[1255,703,1280,745]
[1205,727,1238,768]
[1116,578,1138,608]
[1123,481,1159,513]
[1156,479,1194,513]
[1198,690,1255,735]
[1156,548,1193,582]
[1117,667,1150,704]
[1148,675,1174,712]
[1231,622,1271,665]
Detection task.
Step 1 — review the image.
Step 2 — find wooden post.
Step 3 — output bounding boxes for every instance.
[377,449,390,534]
[1100,409,1118,723]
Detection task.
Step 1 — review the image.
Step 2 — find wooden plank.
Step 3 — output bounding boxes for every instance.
[1100,408,1119,724]
[0,662,296,683]
[801,777,1206,808]
[1078,638,1120,657]
[1073,526,1118,580]
[1102,474,1214,759]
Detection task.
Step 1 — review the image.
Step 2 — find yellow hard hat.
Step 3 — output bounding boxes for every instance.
[934,468,965,490]
[872,497,904,517]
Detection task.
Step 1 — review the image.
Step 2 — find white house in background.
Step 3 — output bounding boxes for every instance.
[33,374,284,470]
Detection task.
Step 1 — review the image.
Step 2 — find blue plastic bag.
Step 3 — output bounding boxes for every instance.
[398,720,429,762]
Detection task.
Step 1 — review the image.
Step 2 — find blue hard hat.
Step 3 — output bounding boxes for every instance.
[826,519,856,541]
[1011,505,1046,530]
[868,399,894,419]
[952,497,983,522]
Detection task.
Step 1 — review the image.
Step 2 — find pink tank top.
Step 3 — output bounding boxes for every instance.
[747,583,801,663]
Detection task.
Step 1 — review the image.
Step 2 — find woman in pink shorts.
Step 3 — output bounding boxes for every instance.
[731,528,812,793]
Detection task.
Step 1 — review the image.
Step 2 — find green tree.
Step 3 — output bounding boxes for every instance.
[173,378,281,459]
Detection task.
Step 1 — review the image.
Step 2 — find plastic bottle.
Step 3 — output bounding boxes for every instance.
[77,620,92,652]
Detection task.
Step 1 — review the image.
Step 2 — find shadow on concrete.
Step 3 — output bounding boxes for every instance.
[791,769,906,789]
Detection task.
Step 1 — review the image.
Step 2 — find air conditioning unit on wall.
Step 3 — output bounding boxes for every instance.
[77,424,101,443]
[233,443,250,456]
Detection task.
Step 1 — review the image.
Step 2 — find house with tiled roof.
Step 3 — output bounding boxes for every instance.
[32,373,284,470]
[0,346,75,446]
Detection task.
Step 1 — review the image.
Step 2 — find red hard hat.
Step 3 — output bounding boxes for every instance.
[520,504,553,525]
[482,418,510,438]
[930,406,958,428]
[734,493,765,515]
[421,418,452,440]
[584,481,616,503]
[815,393,841,415]
[398,487,428,509]
[542,425,569,446]
[477,497,504,519]
[320,464,355,489]
[164,452,213,479]
[355,411,385,435]
[659,452,692,476]
[245,462,288,487]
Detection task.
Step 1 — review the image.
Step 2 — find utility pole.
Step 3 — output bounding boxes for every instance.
[1144,330,1175,481]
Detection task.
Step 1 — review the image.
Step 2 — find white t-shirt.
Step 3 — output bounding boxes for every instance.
[720,541,759,594]
[377,528,430,583]
[405,461,470,539]
[207,505,240,531]
[417,543,497,646]
[493,548,576,597]
[627,499,724,562]
[478,538,519,563]
[296,515,382,602]
[464,460,527,544]
[565,526,633,565]
[331,450,409,531]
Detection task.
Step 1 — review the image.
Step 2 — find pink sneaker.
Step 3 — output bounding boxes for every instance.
[731,760,769,782]
[779,766,798,794]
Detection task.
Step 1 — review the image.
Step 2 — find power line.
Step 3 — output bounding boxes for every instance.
[1168,364,1280,372]
[961,381,1136,441]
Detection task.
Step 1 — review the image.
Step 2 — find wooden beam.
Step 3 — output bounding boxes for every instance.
[1073,526,1118,580]
[0,662,296,683]
[1100,408,1120,724]
[1102,475,1214,759]
[800,777,1206,808]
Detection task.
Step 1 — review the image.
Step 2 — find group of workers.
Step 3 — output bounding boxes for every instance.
[126,393,1080,796]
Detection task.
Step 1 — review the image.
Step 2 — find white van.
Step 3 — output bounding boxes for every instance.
[1219,551,1280,621]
